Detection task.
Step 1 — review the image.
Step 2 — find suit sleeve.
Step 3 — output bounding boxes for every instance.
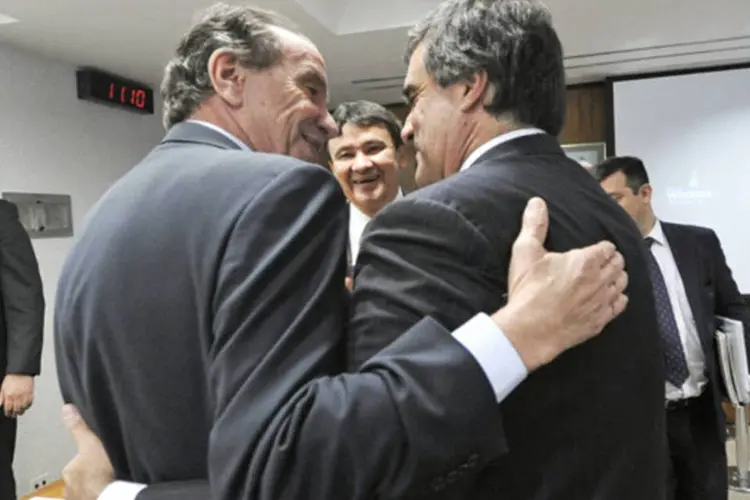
[706,230,750,351]
[203,165,508,500]
[0,202,45,375]
[348,197,507,368]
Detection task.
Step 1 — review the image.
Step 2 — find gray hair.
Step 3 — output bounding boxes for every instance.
[331,100,404,150]
[405,0,566,136]
[160,3,299,129]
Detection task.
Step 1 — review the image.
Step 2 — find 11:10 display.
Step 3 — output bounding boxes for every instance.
[108,83,148,110]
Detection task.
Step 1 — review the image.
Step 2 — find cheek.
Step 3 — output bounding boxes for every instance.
[417,101,451,144]
[621,200,640,218]
[332,167,352,190]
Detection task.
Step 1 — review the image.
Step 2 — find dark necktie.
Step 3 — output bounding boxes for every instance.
[644,237,690,387]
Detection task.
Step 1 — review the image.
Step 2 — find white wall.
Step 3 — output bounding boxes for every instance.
[612,66,750,293]
[0,43,165,495]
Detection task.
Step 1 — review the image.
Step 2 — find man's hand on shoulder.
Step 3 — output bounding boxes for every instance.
[495,197,628,371]
[61,405,116,500]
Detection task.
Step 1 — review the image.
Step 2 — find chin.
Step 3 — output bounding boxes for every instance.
[415,166,437,188]
[292,141,321,163]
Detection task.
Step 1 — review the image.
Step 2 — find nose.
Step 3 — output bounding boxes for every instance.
[401,117,414,144]
[351,151,373,171]
[320,110,338,139]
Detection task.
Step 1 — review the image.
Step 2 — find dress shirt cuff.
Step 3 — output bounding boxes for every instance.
[452,312,528,403]
[98,481,147,500]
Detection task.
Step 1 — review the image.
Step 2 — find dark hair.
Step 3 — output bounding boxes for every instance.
[591,156,651,194]
[330,100,404,150]
[405,0,566,136]
[161,3,300,129]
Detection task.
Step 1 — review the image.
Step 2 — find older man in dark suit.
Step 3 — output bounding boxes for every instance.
[346,1,667,499]
[0,199,44,500]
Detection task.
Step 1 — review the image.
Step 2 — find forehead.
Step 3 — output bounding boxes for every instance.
[599,171,629,192]
[329,123,395,150]
[403,44,429,92]
[273,27,326,74]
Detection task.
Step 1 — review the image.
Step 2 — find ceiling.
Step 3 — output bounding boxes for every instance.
[0,0,749,106]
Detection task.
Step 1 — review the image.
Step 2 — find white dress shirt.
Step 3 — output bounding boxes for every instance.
[98,126,535,500]
[646,221,707,400]
[348,190,403,265]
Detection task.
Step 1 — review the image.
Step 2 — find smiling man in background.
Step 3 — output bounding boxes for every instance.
[328,101,405,269]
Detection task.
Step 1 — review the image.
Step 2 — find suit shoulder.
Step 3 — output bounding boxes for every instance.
[374,179,496,252]
[663,221,716,239]
[174,149,342,207]
[216,150,334,183]
[399,165,525,227]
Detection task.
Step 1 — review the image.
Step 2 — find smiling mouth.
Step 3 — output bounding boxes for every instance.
[352,174,380,185]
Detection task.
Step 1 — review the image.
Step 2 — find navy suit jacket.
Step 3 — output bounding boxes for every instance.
[348,133,667,500]
[55,122,511,500]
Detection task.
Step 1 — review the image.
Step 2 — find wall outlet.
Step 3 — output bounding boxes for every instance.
[29,472,49,491]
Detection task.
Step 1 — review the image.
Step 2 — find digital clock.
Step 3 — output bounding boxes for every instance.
[76,68,155,115]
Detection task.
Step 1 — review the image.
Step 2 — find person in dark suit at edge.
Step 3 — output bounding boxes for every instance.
[0,200,45,500]
[593,155,750,500]
[342,0,667,499]
[54,4,630,500]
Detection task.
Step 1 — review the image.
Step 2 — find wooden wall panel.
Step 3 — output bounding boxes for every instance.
[384,82,608,190]
[559,84,607,145]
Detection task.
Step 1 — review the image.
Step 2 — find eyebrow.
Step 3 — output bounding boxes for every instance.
[298,69,328,96]
[335,138,387,154]
[402,84,416,105]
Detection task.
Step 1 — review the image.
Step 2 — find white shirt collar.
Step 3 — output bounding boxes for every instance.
[348,189,403,265]
[186,120,250,151]
[460,128,544,172]
[645,219,667,247]
[350,189,403,224]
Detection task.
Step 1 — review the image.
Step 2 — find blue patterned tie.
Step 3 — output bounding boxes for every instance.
[644,237,690,387]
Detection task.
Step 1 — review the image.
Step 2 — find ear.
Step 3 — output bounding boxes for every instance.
[207,49,245,108]
[395,146,407,170]
[458,70,490,113]
[640,183,653,202]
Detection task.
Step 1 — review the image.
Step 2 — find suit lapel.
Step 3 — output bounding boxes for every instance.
[661,223,712,349]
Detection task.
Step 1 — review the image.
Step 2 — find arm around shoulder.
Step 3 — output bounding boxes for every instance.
[207,165,508,500]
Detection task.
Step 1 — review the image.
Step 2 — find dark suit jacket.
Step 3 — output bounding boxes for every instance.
[0,200,44,378]
[660,221,750,439]
[54,122,511,500]
[349,133,668,499]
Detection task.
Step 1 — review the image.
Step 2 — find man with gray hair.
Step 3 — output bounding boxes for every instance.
[344,0,667,498]
[56,3,630,500]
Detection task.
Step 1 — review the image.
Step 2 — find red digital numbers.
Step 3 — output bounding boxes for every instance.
[108,82,147,109]
[131,89,147,109]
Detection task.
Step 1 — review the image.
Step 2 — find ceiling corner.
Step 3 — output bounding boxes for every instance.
[336,0,441,35]
[293,0,348,34]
